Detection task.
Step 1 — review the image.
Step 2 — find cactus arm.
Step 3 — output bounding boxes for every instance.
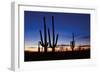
[40,41,44,47]
[43,17,47,46]
[48,28,51,47]
[55,34,58,45]
[39,30,43,44]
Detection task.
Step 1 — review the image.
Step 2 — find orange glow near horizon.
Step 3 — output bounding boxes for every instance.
[25,45,90,52]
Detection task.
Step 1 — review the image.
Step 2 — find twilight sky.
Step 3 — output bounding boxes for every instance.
[24,11,90,47]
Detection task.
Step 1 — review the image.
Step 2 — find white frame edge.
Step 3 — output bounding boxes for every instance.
[11,2,19,71]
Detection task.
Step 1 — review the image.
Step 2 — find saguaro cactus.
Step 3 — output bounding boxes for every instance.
[48,16,59,52]
[70,33,75,51]
[39,17,48,52]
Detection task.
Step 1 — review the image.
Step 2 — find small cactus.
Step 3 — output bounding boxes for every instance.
[70,33,75,51]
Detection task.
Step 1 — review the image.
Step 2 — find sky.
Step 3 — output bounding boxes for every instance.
[24,11,90,48]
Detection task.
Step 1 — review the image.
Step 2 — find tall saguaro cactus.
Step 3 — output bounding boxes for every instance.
[70,33,75,51]
[48,16,59,52]
[39,17,48,52]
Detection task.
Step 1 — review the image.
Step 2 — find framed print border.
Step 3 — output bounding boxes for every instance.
[11,2,97,71]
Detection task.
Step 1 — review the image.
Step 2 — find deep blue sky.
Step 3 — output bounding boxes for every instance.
[24,11,90,47]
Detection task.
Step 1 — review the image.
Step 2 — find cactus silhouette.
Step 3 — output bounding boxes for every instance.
[38,41,40,52]
[70,33,75,51]
[48,16,59,52]
[39,17,48,52]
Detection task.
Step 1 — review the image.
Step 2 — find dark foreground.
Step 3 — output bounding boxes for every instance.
[24,50,90,62]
